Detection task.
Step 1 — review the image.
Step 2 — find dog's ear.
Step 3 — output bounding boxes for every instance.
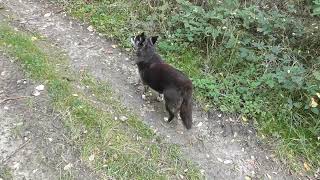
[139,32,146,38]
[149,36,158,45]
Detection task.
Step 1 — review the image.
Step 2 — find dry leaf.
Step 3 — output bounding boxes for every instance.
[241,116,248,122]
[304,162,311,171]
[87,25,94,32]
[310,97,318,108]
[31,36,38,41]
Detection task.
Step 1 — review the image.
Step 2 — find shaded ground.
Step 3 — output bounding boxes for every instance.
[0,0,303,179]
[0,52,99,179]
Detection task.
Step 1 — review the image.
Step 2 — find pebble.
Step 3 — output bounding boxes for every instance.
[35,84,45,91]
[223,160,233,164]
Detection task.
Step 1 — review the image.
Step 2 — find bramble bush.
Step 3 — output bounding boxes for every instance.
[63,0,320,173]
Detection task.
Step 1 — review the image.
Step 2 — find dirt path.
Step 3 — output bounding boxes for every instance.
[1,0,299,179]
[0,52,100,179]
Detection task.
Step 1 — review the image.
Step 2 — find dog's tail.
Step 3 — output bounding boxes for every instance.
[180,81,193,129]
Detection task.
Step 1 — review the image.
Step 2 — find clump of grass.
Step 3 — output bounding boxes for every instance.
[0,165,13,180]
[0,23,202,179]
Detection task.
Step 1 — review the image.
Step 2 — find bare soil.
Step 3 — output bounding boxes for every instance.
[0,53,99,179]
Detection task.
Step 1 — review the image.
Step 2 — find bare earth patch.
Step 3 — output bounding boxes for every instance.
[0,53,99,179]
[0,0,302,179]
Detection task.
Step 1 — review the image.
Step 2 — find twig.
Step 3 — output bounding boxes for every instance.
[0,96,29,104]
[1,138,31,164]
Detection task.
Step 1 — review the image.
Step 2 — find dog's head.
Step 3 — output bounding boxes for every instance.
[130,32,158,58]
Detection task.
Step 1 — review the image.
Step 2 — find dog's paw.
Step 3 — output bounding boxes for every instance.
[156,94,164,102]
[141,94,146,100]
[164,117,169,122]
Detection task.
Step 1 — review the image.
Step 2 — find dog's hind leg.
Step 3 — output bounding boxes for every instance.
[164,88,182,122]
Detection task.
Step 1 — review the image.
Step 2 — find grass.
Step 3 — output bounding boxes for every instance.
[57,0,320,175]
[0,22,202,179]
[0,165,13,180]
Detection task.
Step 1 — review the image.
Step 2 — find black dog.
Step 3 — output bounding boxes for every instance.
[131,32,193,129]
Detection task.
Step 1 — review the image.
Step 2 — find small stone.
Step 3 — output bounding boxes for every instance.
[119,116,128,121]
[35,84,45,91]
[63,163,73,170]
[223,160,233,164]
[164,117,169,122]
[245,176,252,180]
[4,106,9,110]
[114,117,118,120]
[13,162,20,169]
[1,71,6,76]
[200,169,205,174]
[217,158,223,162]
[48,138,53,142]
[266,173,272,179]
[44,12,51,17]
[141,94,146,100]
[197,122,203,127]
[72,94,78,97]
[32,90,41,96]
[89,154,95,161]
[111,44,118,49]
[233,132,238,138]
[218,114,222,118]
[87,25,94,32]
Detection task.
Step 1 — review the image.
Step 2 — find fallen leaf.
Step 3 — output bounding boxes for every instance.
[310,97,318,108]
[304,162,311,171]
[241,116,248,122]
[87,25,94,32]
[31,36,38,41]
